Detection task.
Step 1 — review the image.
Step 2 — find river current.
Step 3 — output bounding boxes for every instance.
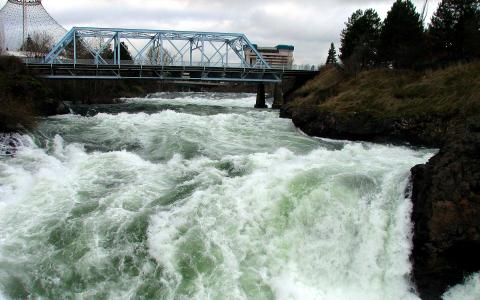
[0,93,478,299]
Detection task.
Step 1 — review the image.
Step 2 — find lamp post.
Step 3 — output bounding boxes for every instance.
[22,0,26,47]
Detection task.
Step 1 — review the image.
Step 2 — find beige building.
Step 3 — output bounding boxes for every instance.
[245,45,294,68]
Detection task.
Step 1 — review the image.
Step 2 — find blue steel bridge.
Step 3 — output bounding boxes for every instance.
[24,27,317,84]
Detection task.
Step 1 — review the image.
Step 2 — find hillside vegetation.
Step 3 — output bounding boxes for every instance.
[283,61,480,147]
[291,62,480,119]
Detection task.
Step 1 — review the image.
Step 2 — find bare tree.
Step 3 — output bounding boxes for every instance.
[146,46,172,65]
[20,32,54,57]
[0,20,5,55]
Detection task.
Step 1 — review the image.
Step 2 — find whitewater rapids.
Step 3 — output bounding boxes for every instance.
[0,93,476,299]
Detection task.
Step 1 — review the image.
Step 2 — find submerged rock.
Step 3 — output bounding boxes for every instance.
[0,133,28,156]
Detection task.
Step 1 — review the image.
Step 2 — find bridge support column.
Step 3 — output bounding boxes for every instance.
[255,83,267,109]
[272,83,284,109]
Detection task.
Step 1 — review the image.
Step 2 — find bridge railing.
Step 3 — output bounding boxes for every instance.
[23,57,320,72]
[24,57,266,69]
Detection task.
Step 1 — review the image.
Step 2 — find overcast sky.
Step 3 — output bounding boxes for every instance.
[2,0,440,64]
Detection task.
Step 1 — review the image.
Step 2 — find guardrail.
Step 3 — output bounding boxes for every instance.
[22,57,320,71]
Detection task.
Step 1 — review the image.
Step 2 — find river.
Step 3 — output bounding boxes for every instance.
[0,93,477,299]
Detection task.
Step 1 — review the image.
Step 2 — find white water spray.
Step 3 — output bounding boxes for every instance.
[0,93,474,299]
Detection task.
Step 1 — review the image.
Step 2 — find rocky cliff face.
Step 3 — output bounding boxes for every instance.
[411,135,480,300]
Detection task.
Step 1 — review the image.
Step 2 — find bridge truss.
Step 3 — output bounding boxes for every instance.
[27,27,281,83]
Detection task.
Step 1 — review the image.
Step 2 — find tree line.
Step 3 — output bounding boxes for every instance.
[325,0,480,71]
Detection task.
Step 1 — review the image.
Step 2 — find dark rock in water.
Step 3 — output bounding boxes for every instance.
[280,105,465,148]
[411,135,480,300]
[0,133,27,156]
[35,98,70,116]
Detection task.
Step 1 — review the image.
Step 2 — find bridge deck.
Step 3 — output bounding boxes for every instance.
[26,62,317,83]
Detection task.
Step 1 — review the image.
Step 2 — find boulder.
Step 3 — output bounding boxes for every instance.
[411,135,480,299]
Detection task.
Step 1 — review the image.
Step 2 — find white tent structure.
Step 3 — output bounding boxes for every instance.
[0,18,5,53]
[0,0,66,51]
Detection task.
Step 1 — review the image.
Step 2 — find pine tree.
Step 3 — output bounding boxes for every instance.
[379,0,426,68]
[21,35,34,52]
[120,42,133,61]
[340,9,382,70]
[100,42,133,61]
[100,46,115,60]
[429,0,480,62]
[326,43,338,65]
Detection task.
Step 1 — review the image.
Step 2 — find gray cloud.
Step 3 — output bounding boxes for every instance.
[2,0,440,64]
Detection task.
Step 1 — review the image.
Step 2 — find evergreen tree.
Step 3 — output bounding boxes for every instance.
[379,0,426,69]
[429,0,480,62]
[340,9,382,70]
[99,42,133,61]
[21,35,34,52]
[65,38,93,60]
[119,42,133,61]
[326,42,338,65]
[100,46,114,60]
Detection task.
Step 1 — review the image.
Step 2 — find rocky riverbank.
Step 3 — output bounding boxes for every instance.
[281,62,480,300]
[0,56,68,133]
[411,134,480,299]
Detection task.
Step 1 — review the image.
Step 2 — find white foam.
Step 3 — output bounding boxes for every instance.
[0,93,441,299]
[443,273,480,300]
[147,145,432,300]
[0,133,30,157]
[126,92,259,108]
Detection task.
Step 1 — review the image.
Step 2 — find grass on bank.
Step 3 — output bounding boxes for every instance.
[289,61,480,119]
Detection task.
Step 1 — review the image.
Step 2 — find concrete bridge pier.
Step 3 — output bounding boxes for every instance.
[272,83,284,109]
[255,83,268,109]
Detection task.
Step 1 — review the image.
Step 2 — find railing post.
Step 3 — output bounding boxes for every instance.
[73,30,77,66]
[200,36,205,66]
[224,40,229,68]
[160,35,164,67]
[114,32,121,67]
[113,33,117,65]
[189,39,193,67]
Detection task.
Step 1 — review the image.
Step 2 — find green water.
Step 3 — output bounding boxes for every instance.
[0,93,441,299]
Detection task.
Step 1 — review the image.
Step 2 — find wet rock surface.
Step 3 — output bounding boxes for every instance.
[411,135,480,300]
[281,105,464,148]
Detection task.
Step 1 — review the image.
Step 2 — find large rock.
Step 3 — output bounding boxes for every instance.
[411,135,480,300]
[34,97,70,116]
[281,106,462,148]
